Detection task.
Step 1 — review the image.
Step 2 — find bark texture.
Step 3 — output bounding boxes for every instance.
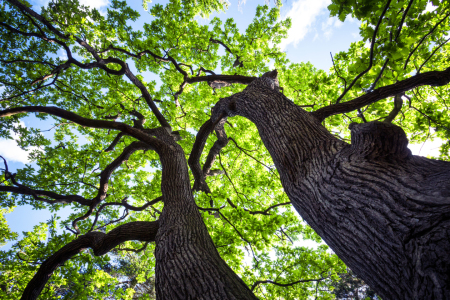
[153,131,258,300]
[212,73,450,300]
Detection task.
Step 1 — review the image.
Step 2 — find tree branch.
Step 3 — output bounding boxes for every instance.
[4,0,171,130]
[188,119,215,193]
[312,66,450,122]
[89,196,162,231]
[334,0,392,104]
[0,106,166,150]
[202,118,229,177]
[209,38,242,68]
[384,94,403,123]
[0,156,90,206]
[186,74,256,85]
[394,0,414,41]
[20,220,159,300]
[417,36,450,73]
[403,10,450,70]
[250,276,327,292]
[71,141,152,234]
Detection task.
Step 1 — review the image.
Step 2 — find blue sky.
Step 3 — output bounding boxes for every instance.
[0,0,443,249]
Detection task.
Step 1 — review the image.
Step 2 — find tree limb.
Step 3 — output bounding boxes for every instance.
[250,277,327,292]
[209,38,242,68]
[384,94,403,123]
[417,36,450,73]
[0,106,166,150]
[312,66,450,122]
[20,220,159,300]
[202,118,228,177]
[89,196,163,231]
[188,119,215,193]
[4,0,171,130]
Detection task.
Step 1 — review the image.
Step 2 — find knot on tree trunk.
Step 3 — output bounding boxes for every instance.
[245,69,280,92]
[208,80,232,89]
[349,121,411,160]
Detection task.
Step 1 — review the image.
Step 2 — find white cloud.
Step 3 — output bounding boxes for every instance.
[321,16,344,40]
[0,122,37,164]
[425,1,437,13]
[78,0,109,11]
[279,0,331,50]
[0,139,31,164]
[408,138,444,157]
[36,0,110,14]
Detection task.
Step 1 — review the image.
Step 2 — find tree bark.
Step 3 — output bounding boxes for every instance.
[153,132,258,299]
[211,73,450,300]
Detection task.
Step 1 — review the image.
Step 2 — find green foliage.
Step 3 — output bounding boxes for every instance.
[0,0,449,298]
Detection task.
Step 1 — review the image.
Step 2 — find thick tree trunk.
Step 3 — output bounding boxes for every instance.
[212,74,450,299]
[154,133,257,299]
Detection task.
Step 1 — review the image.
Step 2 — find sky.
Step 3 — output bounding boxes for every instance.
[0,0,444,249]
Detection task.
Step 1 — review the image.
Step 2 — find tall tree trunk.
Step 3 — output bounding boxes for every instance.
[154,133,257,299]
[212,74,450,300]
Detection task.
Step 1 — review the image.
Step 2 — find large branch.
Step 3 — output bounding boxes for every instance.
[188,115,229,193]
[312,66,450,122]
[188,119,215,193]
[0,185,90,206]
[201,119,229,177]
[186,74,256,86]
[0,106,166,149]
[20,220,159,300]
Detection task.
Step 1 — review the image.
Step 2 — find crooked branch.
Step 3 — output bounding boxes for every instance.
[20,221,159,300]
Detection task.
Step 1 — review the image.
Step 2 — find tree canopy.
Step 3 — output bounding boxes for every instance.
[0,0,449,299]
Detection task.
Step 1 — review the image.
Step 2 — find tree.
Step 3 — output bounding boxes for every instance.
[0,0,449,299]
